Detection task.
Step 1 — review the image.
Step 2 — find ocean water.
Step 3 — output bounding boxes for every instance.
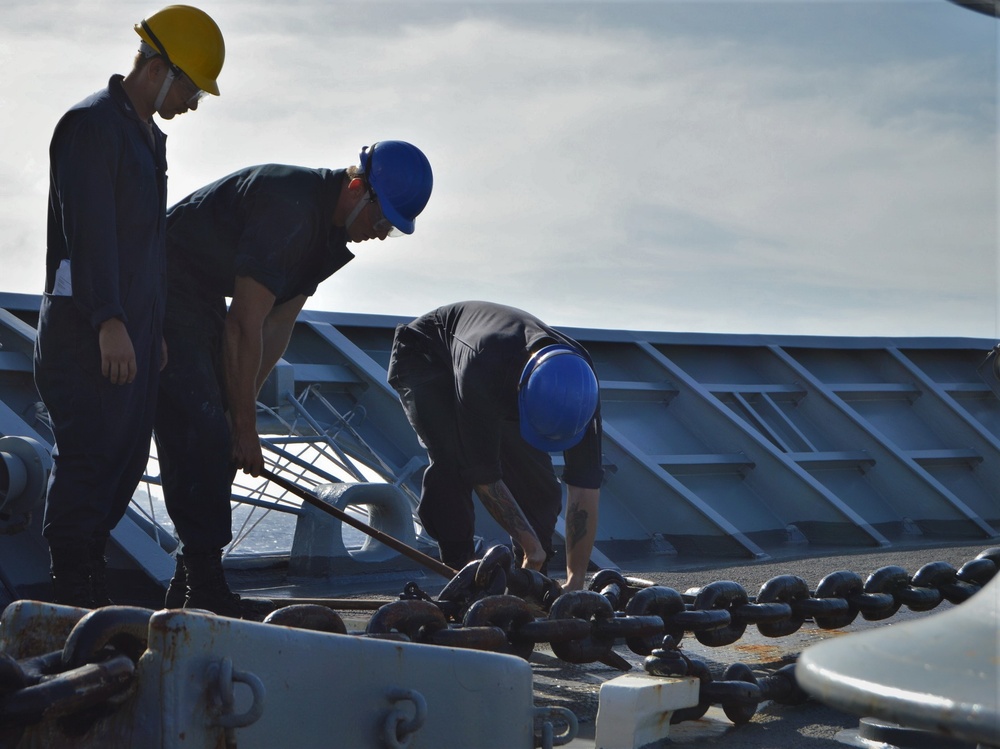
[132,483,371,558]
[132,432,403,557]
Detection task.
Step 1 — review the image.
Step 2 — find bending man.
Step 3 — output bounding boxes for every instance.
[387,301,603,591]
[156,141,434,616]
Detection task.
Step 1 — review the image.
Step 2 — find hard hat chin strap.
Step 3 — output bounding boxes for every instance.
[153,68,176,112]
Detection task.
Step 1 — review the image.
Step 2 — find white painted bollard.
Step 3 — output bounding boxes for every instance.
[289,482,418,575]
[594,673,700,749]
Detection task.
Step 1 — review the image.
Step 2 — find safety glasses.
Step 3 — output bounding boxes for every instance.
[367,191,403,238]
[176,73,208,106]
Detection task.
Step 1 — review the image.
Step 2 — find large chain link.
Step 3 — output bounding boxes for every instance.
[0,606,153,743]
[339,545,998,665]
[361,545,1000,728]
[1,548,996,736]
[644,635,809,725]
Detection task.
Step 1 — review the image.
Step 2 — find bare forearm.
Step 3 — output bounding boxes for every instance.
[255,298,303,395]
[563,486,599,590]
[223,317,263,432]
[474,480,546,568]
[222,279,279,476]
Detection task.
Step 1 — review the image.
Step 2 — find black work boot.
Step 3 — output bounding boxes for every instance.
[89,537,114,607]
[49,539,94,608]
[182,549,244,618]
[163,554,187,609]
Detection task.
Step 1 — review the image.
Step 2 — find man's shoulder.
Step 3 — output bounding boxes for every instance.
[240,164,340,180]
[65,76,131,118]
[216,164,341,199]
[52,87,124,147]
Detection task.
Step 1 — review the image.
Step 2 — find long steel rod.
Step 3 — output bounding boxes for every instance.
[259,467,457,580]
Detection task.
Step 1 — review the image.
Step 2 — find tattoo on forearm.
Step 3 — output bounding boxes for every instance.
[567,503,589,550]
[477,482,534,538]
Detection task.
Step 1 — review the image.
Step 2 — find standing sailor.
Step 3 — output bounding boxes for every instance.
[34,5,226,607]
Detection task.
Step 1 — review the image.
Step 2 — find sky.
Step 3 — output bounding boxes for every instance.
[1,0,997,338]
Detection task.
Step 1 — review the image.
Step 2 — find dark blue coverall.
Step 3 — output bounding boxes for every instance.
[34,75,167,548]
[155,165,354,554]
[386,301,604,570]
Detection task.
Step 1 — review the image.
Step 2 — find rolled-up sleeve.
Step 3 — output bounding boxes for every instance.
[562,405,604,489]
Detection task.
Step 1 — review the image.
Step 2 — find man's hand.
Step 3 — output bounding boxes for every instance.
[519,539,548,571]
[474,480,547,570]
[231,424,264,476]
[98,317,136,384]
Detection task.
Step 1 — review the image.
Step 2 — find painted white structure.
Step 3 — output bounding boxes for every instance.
[0,600,566,748]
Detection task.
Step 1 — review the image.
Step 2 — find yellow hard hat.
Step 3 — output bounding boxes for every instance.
[135,5,225,96]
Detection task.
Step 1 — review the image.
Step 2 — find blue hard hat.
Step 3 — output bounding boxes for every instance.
[359,141,433,234]
[518,345,600,452]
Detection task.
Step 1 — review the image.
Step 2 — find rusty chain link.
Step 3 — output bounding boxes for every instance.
[644,635,809,725]
[1,547,996,735]
[338,545,999,666]
[0,606,153,742]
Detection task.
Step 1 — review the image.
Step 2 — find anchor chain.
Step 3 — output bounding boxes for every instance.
[644,635,809,725]
[433,544,563,622]
[327,546,999,668]
[1,548,995,738]
[0,606,154,745]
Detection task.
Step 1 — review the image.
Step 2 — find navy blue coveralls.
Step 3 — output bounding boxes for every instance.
[155,165,354,555]
[34,75,167,547]
[386,301,604,570]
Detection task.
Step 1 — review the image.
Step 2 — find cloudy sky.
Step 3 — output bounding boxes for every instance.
[1,1,996,338]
